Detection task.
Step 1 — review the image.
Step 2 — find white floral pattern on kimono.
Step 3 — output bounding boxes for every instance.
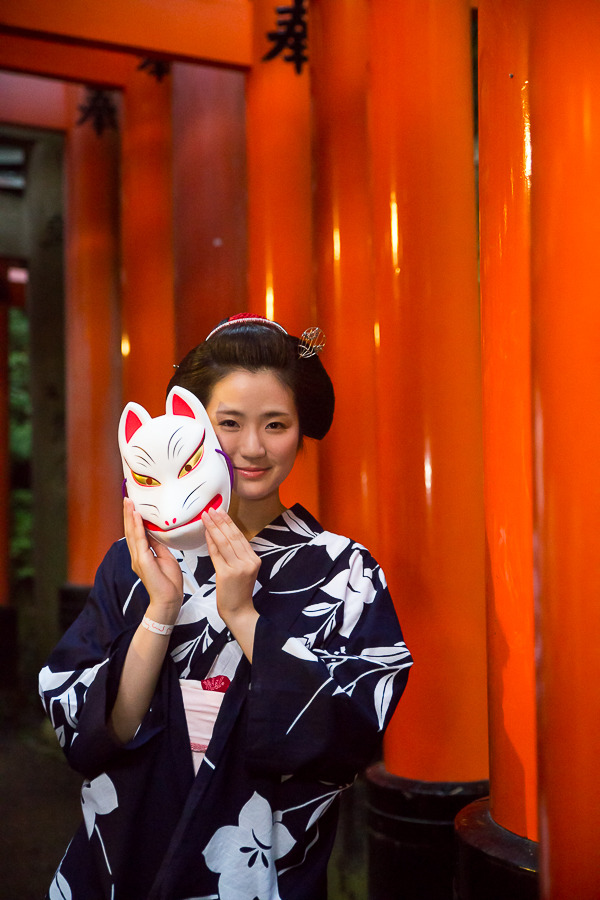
[204,792,294,900]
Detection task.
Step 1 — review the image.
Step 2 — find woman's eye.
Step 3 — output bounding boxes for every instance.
[178,440,205,478]
[266,421,285,430]
[131,470,161,487]
[218,419,239,429]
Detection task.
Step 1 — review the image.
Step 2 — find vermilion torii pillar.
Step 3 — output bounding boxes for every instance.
[478,0,537,838]
[310,0,381,551]
[172,63,248,357]
[64,84,123,592]
[530,1,600,895]
[455,1,539,896]
[65,61,176,606]
[246,0,319,515]
[120,63,176,415]
[366,1,488,896]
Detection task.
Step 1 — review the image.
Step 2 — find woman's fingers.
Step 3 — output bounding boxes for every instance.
[203,506,249,549]
[202,508,260,629]
[123,499,183,608]
[202,508,258,568]
[202,507,261,584]
[124,498,146,566]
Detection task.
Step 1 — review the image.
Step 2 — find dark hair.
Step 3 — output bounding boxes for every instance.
[167,320,335,440]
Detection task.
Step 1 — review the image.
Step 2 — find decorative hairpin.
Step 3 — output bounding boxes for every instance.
[298,327,326,359]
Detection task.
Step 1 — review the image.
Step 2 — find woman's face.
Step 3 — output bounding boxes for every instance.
[205,369,300,505]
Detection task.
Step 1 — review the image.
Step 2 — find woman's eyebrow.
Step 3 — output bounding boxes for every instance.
[214,405,245,417]
[214,405,292,419]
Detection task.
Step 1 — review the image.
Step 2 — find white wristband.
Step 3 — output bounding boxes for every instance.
[141,615,174,636]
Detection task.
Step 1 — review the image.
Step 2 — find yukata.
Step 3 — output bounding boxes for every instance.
[40,504,413,900]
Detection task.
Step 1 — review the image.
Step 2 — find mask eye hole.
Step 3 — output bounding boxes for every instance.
[131,471,161,487]
[179,435,205,479]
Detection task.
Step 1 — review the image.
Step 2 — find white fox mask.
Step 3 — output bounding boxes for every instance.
[118,386,232,551]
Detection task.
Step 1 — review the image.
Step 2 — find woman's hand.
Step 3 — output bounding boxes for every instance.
[111,499,185,744]
[123,497,183,624]
[201,506,261,661]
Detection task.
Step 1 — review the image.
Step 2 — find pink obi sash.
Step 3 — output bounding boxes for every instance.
[179,676,230,774]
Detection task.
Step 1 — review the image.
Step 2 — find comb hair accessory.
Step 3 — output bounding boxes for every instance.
[298,327,326,359]
[205,313,288,342]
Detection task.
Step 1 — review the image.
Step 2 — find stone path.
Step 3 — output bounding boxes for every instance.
[0,721,81,900]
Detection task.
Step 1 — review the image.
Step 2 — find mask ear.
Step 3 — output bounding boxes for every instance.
[165,386,207,421]
[118,402,152,452]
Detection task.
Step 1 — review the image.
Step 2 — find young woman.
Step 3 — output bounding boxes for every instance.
[40,315,413,900]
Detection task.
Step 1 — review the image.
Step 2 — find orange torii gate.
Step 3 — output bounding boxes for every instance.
[3,0,600,896]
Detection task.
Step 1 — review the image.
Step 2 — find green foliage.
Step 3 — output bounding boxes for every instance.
[9,307,32,460]
[8,307,33,583]
[10,488,34,579]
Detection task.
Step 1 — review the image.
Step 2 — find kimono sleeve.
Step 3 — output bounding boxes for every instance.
[38,540,162,778]
[246,544,413,783]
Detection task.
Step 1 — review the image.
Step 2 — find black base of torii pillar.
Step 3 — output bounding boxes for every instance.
[454,798,539,900]
[366,763,489,900]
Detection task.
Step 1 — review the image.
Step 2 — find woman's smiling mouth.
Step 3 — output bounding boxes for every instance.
[235,467,270,479]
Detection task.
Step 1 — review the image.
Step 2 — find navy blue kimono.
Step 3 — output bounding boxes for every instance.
[40,505,412,900]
